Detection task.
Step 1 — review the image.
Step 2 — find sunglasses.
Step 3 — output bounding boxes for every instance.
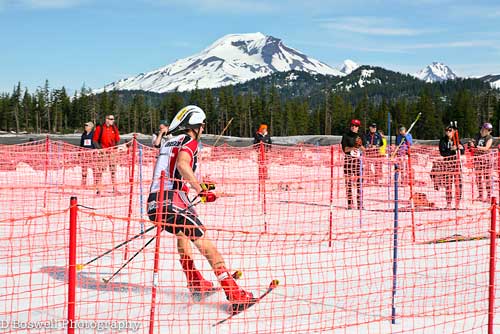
[445,129,453,132]
[107,118,115,120]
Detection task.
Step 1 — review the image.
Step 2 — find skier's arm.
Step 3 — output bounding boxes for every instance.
[176,151,203,194]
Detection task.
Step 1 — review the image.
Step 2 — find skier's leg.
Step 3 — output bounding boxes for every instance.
[192,237,253,305]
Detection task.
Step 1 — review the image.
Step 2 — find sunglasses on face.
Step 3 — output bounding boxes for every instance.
[107,118,115,121]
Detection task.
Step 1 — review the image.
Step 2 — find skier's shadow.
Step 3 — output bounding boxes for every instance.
[39,266,170,295]
[39,266,229,312]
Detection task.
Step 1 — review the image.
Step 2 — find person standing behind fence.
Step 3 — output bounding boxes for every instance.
[439,124,464,209]
[396,126,413,184]
[80,121,100,188]
[469,122,494,202]
[342,119,364,209]
[254,124,272,179]
[152,119,172,148]
[362,123,383,184]
[253,124,272,148]
[92,114,121,195]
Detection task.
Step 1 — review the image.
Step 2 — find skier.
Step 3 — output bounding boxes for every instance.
[341,119,364,209]
[438,124,464,209]
[147,105,254,311]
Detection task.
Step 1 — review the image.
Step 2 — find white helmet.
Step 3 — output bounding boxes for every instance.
[168,105,206,134]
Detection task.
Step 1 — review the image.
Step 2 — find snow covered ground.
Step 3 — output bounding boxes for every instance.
[0,142,498,333]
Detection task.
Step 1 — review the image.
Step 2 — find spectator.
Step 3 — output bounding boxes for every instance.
[152,119,171,148]
[438,124,464,209]
[92,114,121,195]
[253,124,272,148]
[395,126,413,184]
[469,122,494,202]
[80,121,100,187]
[341,119,365,209]
[362,123,383,183]
[254,124,272,179]
[395,126,413,155]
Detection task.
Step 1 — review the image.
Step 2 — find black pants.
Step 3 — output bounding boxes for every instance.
[147,191,205,239]
[344,156,361,208]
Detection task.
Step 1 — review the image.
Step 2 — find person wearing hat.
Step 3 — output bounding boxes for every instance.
[341,119,365,209]
[80,121,99,187]
[253,124,272,179]
[152,119,171,148]
[362,123,384,184]
[438,124,464,209]
[469,122,494,202]
[253,124,272,147]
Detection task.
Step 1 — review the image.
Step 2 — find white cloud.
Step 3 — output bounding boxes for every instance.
[401,40,500,50]
[145,0,278,13]
[319,17,431,36]
[18,0,86,9]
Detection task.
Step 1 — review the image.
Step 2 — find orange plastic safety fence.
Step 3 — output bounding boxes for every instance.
[0,138,498,333]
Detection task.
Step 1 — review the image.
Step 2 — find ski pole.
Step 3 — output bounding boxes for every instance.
[76,197,201,271]
[76,225,156,271]
[214,117,233,146]
[391,112,422,160]
[102,235,157,283]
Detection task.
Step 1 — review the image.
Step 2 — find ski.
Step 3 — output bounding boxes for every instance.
[191,270,242,302]
[213,279,279,327]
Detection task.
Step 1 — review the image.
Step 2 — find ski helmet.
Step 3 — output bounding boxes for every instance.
[168,105,206,134]
[482,122,493,130]
[350,119,361,127]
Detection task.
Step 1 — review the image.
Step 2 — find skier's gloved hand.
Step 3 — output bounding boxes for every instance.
[200,181,216,191]
[199,191,217,203]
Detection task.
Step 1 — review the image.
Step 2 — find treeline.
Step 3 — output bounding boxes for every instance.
[0,78,499,139]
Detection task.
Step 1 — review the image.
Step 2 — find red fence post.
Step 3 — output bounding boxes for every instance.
[488,196,497,334]
[407,147,416,242]
[68,196,78,334]
[124,135,138,260]
[329,145,334,247]
[258,141,267,233]
[149,171,165,334]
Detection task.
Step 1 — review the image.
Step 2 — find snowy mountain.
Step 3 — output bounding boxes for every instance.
[480,74,500,89]
[98,32,342,93]
[415,62,457,83]
[339,59,360,75]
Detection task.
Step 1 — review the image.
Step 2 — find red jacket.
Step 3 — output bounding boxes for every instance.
[93,124,120,148]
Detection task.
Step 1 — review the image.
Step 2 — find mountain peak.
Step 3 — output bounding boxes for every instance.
[98,33,341,93]
[415,62,457,83]
[339,59,360,75]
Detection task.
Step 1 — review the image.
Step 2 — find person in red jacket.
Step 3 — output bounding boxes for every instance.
[92,115,121,194]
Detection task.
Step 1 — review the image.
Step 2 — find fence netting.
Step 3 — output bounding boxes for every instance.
[0,138,498,333]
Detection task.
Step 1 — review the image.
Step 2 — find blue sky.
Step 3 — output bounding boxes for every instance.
[1,0,499,94]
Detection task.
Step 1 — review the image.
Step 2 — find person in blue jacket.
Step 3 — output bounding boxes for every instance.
[395,126,413,184]
[80,121,98,187]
